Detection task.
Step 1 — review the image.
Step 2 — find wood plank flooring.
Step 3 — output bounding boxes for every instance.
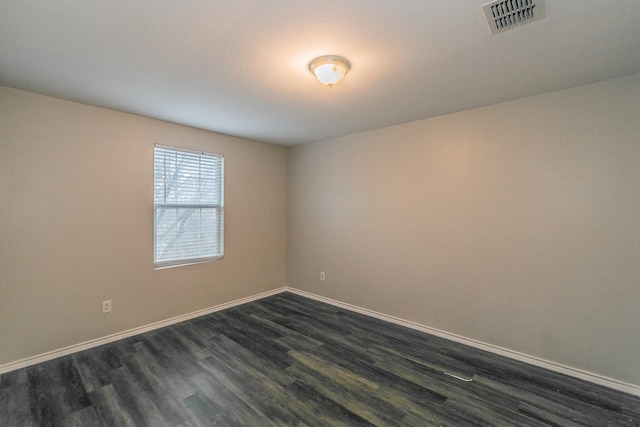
[1,292,639,426]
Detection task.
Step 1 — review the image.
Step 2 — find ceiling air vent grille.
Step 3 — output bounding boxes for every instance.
[482,0,546,35]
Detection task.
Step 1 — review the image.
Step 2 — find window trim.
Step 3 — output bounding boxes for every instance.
[153,144,224,269]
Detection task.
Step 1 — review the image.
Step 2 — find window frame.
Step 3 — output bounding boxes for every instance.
[153,144,224,269]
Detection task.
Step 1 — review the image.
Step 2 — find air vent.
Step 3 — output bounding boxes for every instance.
[482,0,546,35]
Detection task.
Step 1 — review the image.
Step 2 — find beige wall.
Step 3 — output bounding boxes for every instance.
[0,87,287,366]
[288,73,640,386]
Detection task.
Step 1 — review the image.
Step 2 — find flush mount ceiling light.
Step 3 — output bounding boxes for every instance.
[308,55,351,87]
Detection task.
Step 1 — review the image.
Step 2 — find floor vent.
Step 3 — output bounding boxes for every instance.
[482,0,546,34]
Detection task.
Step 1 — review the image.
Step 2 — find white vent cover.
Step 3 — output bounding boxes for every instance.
[482,0,546,34]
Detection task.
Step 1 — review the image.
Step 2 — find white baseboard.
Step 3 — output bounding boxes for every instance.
[4,285,639,398]
[0,287,287,375]
[285,287,640,397]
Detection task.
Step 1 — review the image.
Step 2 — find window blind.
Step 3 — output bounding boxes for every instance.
[154,145,224,268]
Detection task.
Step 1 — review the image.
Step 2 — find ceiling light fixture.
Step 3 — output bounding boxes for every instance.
[308,55,351,88]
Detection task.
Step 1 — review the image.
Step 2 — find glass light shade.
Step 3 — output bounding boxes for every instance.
[308,56,351,87]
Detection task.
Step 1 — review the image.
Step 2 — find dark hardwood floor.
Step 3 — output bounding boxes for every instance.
[1,292,639,426]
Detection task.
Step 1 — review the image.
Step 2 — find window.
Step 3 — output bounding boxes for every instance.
[154,145,224,268]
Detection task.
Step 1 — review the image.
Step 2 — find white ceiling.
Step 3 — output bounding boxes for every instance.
[1,1,639,146]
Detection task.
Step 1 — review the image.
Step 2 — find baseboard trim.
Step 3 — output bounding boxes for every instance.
[4,285,638,397]
[285,287,640,397]
[0,287,287,375]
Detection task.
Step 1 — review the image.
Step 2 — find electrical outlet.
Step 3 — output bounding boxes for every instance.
[320,272,325,281]
[102,300,112,313]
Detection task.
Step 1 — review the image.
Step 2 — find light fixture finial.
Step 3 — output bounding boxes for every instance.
[308,55,351,87]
